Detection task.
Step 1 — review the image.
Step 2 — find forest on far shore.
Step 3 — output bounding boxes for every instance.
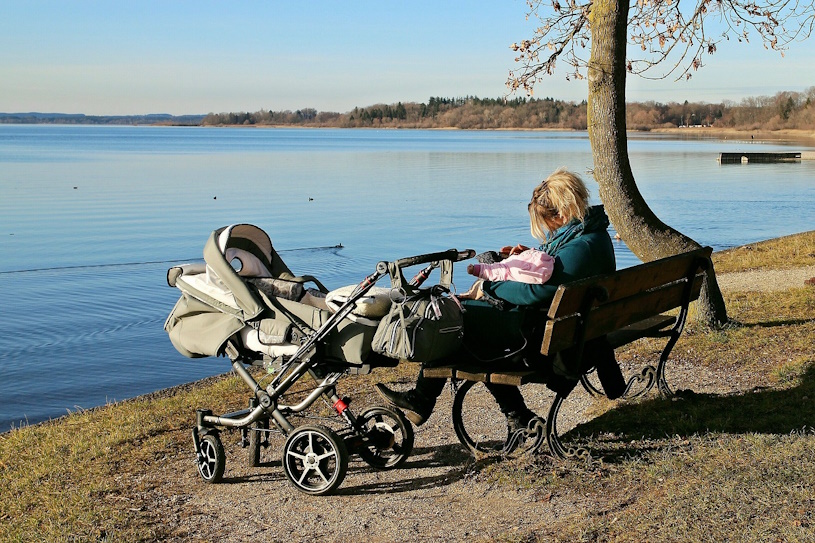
[4,88,813,131]
[202,88,815,131]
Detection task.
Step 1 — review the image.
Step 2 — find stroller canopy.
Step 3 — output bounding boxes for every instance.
[203,224,296,321]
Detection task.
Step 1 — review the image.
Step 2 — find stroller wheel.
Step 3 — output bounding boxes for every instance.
[283,425,348,496]
[356,406,415,469]
[196,433,225,483]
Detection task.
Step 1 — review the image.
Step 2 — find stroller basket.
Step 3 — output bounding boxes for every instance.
[164,223,473,495]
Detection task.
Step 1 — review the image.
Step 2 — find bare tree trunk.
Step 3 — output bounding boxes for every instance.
[586,0,728,327]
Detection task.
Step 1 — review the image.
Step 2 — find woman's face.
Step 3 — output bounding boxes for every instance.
[530,201,568,239]
[543,213,568,233]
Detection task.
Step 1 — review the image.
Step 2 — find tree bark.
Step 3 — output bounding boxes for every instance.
[586,0,728,327]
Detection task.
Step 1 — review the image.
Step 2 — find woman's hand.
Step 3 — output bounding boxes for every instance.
[500,244,529,257]
[459,279,484,300]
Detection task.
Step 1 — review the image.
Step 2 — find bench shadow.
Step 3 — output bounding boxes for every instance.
[565,364,815,462]
[739,317,813,329]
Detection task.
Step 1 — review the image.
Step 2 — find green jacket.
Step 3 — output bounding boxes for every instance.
[481,205,616,307]
[461,205,618,387]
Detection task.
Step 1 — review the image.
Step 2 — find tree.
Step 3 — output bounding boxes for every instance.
[508,0,815,327]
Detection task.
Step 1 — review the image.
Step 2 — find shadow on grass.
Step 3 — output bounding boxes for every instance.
[567,364,815,461]
[741,318,814,328]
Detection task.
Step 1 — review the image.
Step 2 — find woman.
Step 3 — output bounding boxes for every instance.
[376,168,616,432]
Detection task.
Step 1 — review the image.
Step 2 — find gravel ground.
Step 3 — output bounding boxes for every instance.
[715,266,815,292]
[134,267,813,542]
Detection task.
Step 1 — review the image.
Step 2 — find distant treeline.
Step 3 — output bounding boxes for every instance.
[203,96,588,130]
[5,88,814,130]
[202,88,815,131]
[0,113,205,125]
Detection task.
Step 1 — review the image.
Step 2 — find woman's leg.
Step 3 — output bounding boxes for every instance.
[484,382,536,429]
[375,371,446,426]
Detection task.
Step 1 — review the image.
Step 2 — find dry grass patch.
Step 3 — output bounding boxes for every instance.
[507,431,815,543]
[615,287,815,383]
[0,360,419,542]
[0,375,245,542]
[713,230,815,273]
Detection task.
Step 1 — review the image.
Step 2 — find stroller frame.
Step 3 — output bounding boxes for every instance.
[169,225,473,495]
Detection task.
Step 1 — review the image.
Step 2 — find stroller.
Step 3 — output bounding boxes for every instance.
[164,224,472,495]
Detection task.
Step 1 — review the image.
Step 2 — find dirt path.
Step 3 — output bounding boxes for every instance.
[715,266,815,292]
[134,266,812,542]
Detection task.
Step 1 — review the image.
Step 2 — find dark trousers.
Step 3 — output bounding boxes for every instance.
[413,370,529,416]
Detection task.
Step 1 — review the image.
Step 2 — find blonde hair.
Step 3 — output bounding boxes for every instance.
[528,168,590,241]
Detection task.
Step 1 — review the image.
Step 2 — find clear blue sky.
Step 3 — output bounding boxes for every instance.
[1,1,813,115]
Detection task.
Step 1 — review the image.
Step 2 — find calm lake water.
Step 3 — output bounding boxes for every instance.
[1,125,813,430]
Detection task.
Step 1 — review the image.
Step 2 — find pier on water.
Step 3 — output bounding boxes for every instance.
[718,151,814,164]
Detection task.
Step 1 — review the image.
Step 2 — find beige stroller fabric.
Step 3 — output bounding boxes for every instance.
[165,224,376,364]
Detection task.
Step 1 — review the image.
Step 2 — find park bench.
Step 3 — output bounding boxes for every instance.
[422,246,713,459]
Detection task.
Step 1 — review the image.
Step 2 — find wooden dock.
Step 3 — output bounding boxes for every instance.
[718,152,802,164]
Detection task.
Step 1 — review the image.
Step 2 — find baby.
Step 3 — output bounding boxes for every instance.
[460,245,554,299]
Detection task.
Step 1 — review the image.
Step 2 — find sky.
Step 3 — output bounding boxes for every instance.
[1,1,813,116]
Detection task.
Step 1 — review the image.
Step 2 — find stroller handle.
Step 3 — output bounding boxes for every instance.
[379,248,475,273]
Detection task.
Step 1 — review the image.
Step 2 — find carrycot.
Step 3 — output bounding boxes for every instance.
[164,224,382,365]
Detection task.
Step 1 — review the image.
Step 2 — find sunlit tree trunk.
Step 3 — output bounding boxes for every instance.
[586,0,728,327]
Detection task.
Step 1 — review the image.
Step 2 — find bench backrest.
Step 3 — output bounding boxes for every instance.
[541,247,712,355]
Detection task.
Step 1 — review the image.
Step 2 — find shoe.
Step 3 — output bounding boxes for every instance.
[504,409,539,454]
[506,409,537,434]
[375,383,432,426]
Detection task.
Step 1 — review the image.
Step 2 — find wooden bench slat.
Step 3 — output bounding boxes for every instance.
[424,315,678,384]
[488,370,544,386]
[421,366,455,379]
[483,315,677,386]
[421,366,496,383]
[455,368,491,382]
[542,274,703,355]
[547,247,711,319]
[607,314,676,349]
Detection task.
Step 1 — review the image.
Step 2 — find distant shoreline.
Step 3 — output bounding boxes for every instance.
[190,124,815,143]
[4,120,815,147]
[652,126,815,144]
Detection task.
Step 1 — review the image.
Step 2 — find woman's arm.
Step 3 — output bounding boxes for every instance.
[482,235,610,307]
[481,280,559,306]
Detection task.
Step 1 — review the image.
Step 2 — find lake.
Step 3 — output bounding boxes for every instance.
[1,125,813,430]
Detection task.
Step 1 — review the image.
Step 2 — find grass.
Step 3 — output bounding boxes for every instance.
[712,230,815,273]
[0,376,248,542]
[1,232,813,542]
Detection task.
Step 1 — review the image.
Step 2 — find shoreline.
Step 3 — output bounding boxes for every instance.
[651,126,815,145]
[195,123,815,145]
[1,371,234,434]
[9,121,815,147]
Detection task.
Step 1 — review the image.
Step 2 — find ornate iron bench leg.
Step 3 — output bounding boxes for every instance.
[656,330,682,398]
[545,392,591,461]
[452,380,549,457]
[452,381,511,456]
[579,370,605,397]
[622,365,657,399]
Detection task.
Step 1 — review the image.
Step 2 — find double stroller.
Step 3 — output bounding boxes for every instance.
[165,224,472,495]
